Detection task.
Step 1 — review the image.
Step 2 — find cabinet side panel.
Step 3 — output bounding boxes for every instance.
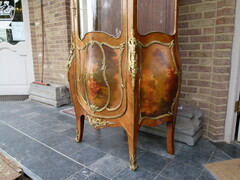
[140,44,179,118]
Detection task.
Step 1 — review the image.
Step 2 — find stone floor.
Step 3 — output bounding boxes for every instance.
[0,100,240,180]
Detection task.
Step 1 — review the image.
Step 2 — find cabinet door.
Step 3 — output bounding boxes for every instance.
[74,0,127,118]
[135,0,181,123]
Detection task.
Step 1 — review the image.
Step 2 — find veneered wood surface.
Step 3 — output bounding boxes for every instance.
[68,0,181,170]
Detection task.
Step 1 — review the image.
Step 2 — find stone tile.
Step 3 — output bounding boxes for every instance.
[50,122,74,133]
[41,133,71,147]
[173,149,211,168]
[19,123,45,133]
[207,156,229,164]
[54,140,88,156]
[137,152,170,174]
[86,128,122,142]
[0,113,17,122]
[70,146,106,166]
[29,115,55,124]
[233,142,240,148]
[66,168,108,180]
[110,143,145,161]
[25,128,56,141]
[26,156,83,180]
[83,120,95,131]
[51,113,75,125]
[62,128,77,139]
[89,155,127,179]
[105,130,128,144]
[36,119,63,127]
[19,111,43,120]
[211,148,232,160]
[198,169,217,180]
[155,175,172,180]
[3,118,37,130]
[90,127,124,137]
[211,142,240,158]
[82,131,106,145]
[90,138,124,153]
[112,167,157,180]
[138,132,180,159]
[18,123,53,140]
[181,138,216,156]
[0,122,84,180]
[160,160,202,180]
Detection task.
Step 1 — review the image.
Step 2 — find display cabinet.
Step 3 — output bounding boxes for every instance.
[67,0,181,170]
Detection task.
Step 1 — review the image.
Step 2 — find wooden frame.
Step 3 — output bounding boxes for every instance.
[67,0,181,170]
[225,0,240,142]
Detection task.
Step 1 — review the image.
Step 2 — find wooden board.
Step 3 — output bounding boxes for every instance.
[0,154,22,180]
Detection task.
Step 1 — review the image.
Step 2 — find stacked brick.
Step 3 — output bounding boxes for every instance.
[28,0,71,85]
[178,0,236,141]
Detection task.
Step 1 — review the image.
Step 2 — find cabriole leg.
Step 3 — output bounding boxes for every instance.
[127,130,138,171]
[75,114,85,142]
[167,121,174,154]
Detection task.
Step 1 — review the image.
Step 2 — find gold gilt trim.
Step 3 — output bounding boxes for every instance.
[75,41,127,118]
[75,128,80,142]
[86,115,114,128]
[66,36,76,81]
[138,40,181,123]
[129,155,137,171]
[128,29,138,89]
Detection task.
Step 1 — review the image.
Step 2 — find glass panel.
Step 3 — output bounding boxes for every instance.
[138,0,176,35]
[79,0,122,39]
[0,0,25,44]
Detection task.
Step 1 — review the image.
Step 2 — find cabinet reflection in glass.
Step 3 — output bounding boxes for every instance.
[138,0,176,35]
[78,0,122,39]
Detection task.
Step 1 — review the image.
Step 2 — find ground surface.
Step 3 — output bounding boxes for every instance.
[0,100,239,180]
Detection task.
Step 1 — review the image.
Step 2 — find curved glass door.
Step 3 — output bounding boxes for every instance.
[137,0,176,35]
[75,0,127,118]
[79,0,122,39]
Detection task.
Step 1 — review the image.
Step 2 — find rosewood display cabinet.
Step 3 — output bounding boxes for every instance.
[67,0,181,170]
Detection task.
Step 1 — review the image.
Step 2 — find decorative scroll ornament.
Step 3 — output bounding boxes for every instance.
[90,104,98,113]
[66,36,76,81]
[75,129,80,142]
[87,115,114,128]
[129,154,137,171]
[128,29,138,89]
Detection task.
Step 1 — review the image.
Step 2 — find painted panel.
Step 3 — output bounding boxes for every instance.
[103,45,123,110]
[85,43,109,110]
[76,42,125,114]
[140,44,178,118]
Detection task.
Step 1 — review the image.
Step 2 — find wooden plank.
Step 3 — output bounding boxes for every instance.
[0,154,22,180]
